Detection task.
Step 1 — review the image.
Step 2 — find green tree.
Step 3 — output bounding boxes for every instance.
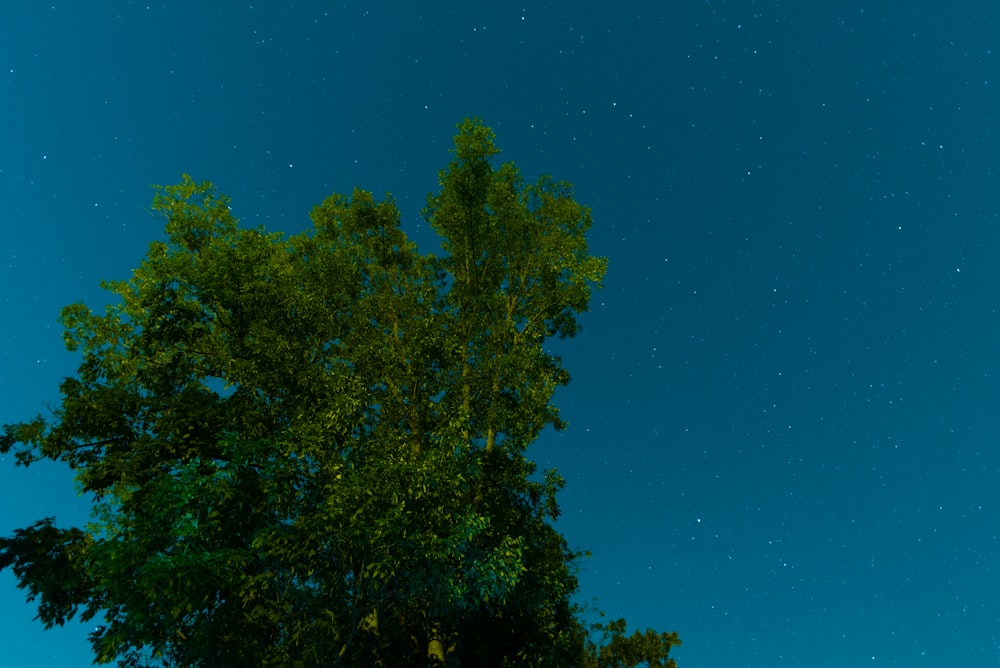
[0,118,680,667]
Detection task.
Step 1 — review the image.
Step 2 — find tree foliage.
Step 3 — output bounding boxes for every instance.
[0,118,679,667]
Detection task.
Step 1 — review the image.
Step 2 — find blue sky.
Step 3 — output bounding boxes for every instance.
[3,2,1000,666]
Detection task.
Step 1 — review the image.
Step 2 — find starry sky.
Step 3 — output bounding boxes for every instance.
[3,2,1000,666]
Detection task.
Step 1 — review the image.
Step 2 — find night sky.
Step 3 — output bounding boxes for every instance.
[3,2,1000,666]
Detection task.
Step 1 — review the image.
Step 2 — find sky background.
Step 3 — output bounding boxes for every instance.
[2,1,999,666]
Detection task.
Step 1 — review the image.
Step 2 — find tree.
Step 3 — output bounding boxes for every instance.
[1,118,680,667]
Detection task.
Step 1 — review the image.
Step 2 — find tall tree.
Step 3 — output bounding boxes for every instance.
[1,118,679,667]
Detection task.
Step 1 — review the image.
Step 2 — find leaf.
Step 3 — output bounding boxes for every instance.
[0,119,671,668]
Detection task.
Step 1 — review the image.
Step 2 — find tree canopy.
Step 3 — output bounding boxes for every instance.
[1,118,680,667]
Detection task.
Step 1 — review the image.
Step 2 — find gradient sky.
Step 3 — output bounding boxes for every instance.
[3,2,1000,666]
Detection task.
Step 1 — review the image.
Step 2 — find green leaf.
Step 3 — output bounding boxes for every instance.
[0,118,674,668]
